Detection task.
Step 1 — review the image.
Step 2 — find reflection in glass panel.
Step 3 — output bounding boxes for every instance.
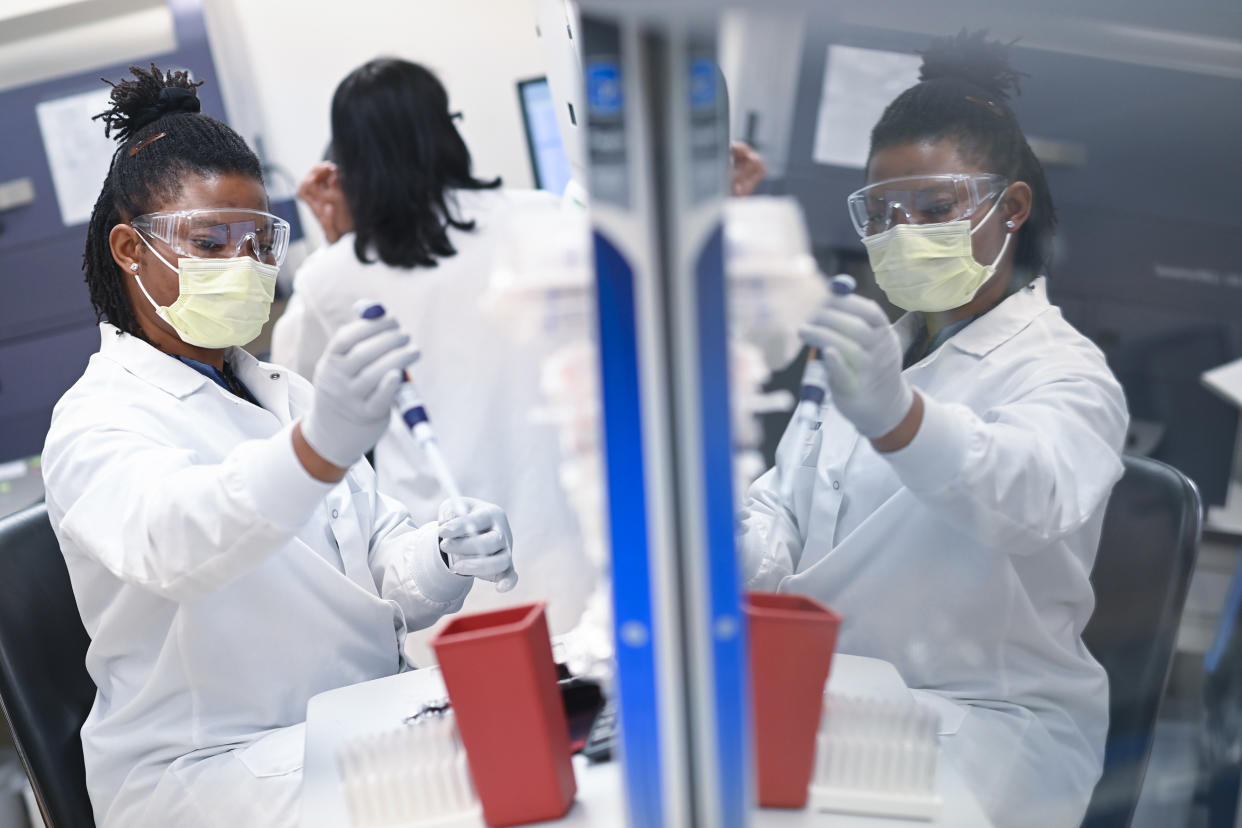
[726,7,1240,827]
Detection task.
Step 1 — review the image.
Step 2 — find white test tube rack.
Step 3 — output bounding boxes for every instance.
[336,709,481,828]
[809,694,942,821]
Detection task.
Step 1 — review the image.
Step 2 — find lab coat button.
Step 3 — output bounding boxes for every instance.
[270,372,280,380]
[331,509,339,519]
[832,480,841,490]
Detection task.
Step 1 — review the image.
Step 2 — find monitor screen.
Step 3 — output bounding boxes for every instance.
[518,77,572,197]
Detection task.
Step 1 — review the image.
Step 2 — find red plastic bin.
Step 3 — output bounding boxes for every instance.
[745,591,842,809]
[431,602,576,826]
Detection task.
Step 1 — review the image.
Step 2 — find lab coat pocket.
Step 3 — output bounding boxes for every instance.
[908,689,969,736]
[236,722,306,778]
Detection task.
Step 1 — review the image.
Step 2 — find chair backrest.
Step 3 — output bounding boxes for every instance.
[1080,455,1202,828]
[0,503,97,827]
[1198,557,1242,827]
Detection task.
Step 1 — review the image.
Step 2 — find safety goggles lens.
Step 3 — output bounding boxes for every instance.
[132,209,291,266]
[846,174,1007,238]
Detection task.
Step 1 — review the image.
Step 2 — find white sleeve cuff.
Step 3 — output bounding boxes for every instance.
[882,394,975,493]
[409,523,473,605]
[226,424,334,531]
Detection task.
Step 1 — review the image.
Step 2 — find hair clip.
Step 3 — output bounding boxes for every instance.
[129,131,168,156]
[963,96,1006,118]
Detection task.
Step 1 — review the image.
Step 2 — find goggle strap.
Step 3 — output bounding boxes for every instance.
[136,231,181,276]
[968,189,1008,237]
[987,227,1014,269]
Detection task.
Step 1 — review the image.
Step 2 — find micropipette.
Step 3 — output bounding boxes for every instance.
[777,274,856,503]
[355,301,517,593]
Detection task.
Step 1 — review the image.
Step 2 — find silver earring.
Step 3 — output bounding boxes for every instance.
[129,263,139,272]
[1005,220,1016,230]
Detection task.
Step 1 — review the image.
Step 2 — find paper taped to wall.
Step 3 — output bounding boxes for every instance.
[812,44,921,170]
[36,87,116,227]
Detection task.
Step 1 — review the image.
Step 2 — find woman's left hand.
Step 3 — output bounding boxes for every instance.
[437,498,518,592]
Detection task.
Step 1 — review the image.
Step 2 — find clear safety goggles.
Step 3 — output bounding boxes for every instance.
[130,208,291,267]
[846,173,1008,238]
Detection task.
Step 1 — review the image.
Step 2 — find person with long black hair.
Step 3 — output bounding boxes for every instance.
[740,32,1128,827]
[272,59,592,649]
[43,65,516,828]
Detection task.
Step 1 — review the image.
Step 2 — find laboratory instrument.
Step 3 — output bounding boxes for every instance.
[483,196,830,685]
[582,699,618,764]
[811,694,941,821]
[777,273,855,502]
[355,301,516,593]
[337,708,480,828]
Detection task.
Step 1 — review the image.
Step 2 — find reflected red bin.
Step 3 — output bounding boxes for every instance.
[431,602,577,826]
[745,591,842,809]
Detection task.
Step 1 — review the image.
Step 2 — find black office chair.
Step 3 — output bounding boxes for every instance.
[1197,555,1242,828]
[1081,455,1202,828]
[0,503,97,827]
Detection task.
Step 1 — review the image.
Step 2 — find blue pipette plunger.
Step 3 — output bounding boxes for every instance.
[355,301,517,593]
[777,274,856,501]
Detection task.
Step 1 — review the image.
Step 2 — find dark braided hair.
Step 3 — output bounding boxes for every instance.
[869,31,1056,281]
[330,58,501,269]
[83,64,263,335]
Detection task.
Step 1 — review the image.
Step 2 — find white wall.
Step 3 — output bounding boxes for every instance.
[203,0,545,207]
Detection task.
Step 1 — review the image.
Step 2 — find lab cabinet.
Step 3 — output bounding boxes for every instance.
[0,324,99,462]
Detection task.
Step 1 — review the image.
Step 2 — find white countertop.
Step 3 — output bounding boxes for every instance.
[301,654,993,828]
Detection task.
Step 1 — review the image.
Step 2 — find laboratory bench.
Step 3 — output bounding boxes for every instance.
[301,654,995,828]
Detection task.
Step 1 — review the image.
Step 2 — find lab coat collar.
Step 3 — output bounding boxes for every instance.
[96,324,288,416]
[97,323,209,399]
[893,277,1051,360]
[229,347,294,424]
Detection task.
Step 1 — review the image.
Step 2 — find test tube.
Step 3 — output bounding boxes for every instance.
[777,274,856,502]
[355,301,517,593]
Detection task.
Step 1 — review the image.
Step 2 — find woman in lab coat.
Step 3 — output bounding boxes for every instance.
[43,66,515,828]
[271,59,593,652]
[740,33,1128,828]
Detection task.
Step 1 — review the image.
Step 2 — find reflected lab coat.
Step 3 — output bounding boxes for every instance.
[272,188,593,658]
[740,279,1128,828]
[42,325,472,828]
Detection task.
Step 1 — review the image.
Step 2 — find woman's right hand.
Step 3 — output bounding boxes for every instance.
[298,161,351,244]
[299,313,420,471]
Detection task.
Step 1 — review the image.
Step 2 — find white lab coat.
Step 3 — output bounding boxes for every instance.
[42,325,473,828]
[740,278,1128,828]
[272,188,593,659]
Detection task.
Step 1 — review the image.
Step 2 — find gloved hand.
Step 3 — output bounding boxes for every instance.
[798,293,914,439]
[438,497,518,593]
[300,313,420,467]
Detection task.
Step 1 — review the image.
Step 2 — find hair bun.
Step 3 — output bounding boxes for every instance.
[918,30,1025,103]
[94,64,204,143]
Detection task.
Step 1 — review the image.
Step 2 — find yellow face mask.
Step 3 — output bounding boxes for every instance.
[862,197,1011,313]
[133,242,277,349]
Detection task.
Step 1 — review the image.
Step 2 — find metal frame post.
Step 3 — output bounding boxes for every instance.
[581,7,750,826]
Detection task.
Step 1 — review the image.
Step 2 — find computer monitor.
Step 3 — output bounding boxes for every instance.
[517,76,572,197]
